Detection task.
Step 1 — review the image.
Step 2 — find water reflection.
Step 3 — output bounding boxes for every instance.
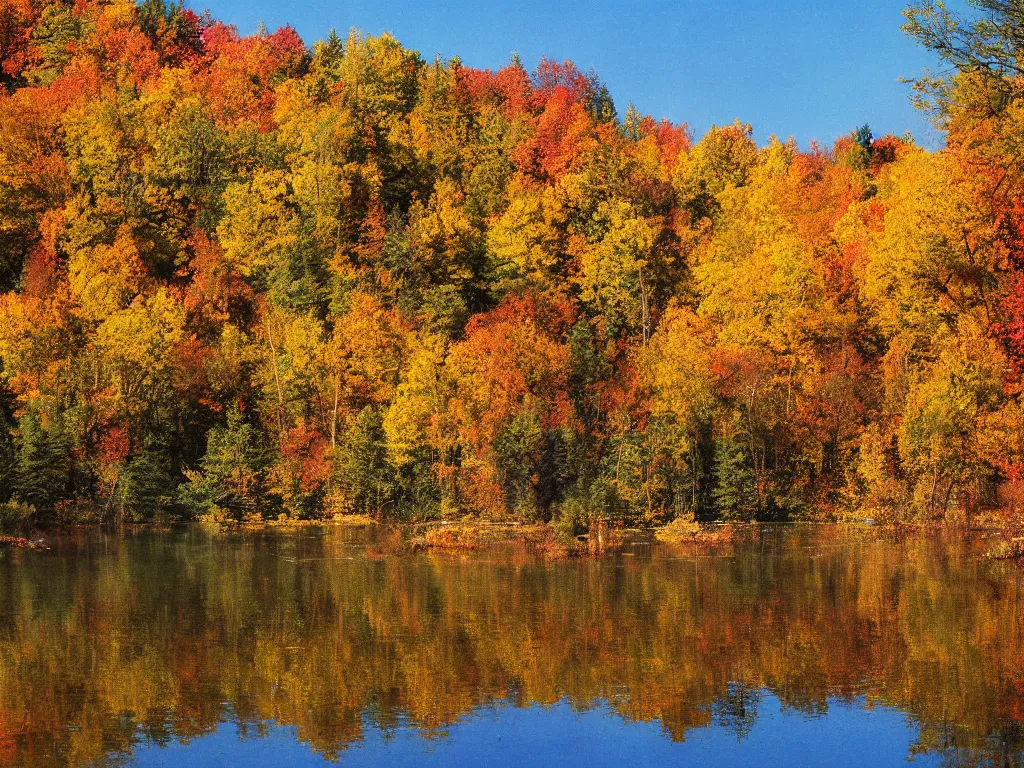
[0,526,1021,766]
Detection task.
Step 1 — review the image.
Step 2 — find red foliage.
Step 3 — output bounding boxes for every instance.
[455,65,498,104]
[0,0,32,81]
[463,291,576,339]
[781,147,862,245]
[183,230,254,327]
[280,425,330,492]
[495,63,533,118]
[0,94,71,227]
[793,344,872,454]
[451,294,577,514]
[456,63,534,119]
[170,337,219,409]
[199,21,238,56]
[457,292,576,433]
[999,273,1024,373]
[868,134,908,170]
[199,24,307,129]
[92,4,161,86]
[531,57,592,107]
[149,7,207,67]
[646,117,691,172]
[44,53,104,106]
[21,242,58,298]
[520,86,596,179]
[97,425,130,469]
[710,346,774,402]
[993,197,1024,271]
[597,354,645,424]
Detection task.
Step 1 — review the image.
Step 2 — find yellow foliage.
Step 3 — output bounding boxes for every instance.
[68,227,146,322]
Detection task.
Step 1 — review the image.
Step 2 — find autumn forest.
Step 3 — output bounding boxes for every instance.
[1,0,1023,529]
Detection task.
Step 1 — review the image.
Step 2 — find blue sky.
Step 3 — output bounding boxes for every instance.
[199,0,955,148]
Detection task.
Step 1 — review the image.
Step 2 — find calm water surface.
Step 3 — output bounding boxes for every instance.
[1,525,1022,766]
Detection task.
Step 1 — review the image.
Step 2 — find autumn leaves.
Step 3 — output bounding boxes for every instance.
[0,0,1023,525]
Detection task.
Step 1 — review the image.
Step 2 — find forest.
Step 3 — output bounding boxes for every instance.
[1,0,1024,528]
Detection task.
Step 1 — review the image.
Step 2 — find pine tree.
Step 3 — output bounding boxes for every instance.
[0,389,15,503]
[13,409,71,513]
[119,443,176,522]
[710,438,758,520]
[334,407,395,515]
[623,103,643,141]
[178,407,269,520]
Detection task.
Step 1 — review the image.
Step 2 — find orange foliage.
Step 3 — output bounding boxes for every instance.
[200,23,306,129]
[0,0,31,81]
[521,87,597,179]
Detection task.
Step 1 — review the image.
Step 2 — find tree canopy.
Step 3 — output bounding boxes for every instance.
[1,0,1023,526]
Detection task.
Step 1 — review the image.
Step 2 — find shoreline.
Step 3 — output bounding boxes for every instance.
[5,517,1022,560]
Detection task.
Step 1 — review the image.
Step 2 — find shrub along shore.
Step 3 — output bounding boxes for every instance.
[2,505,1021,563]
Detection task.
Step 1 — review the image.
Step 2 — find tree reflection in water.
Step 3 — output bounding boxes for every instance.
[0,525,1021,766]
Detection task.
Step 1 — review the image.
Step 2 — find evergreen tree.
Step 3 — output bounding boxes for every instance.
[494,411,545,519]
[710,439,758,520]
[119,442,176,522]
[178,407,270,520]
[334,407,396,515]
[13,409,72,513]
[0,388,15,503]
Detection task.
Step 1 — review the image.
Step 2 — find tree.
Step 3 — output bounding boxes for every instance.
[384,331,456,515]
[117,441,176,522]
[673,120,758,221]
[333,406,395,515]
[13,407,71,514]
[903,0,1024,117]
[179,406,270,520]
[447,294,573,516]
[574,199,655,341]
[1,0,1023,528]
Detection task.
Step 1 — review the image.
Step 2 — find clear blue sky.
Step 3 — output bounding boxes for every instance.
[198,0,956,149]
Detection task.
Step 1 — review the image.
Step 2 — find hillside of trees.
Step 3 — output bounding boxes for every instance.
[1,0,1023,527]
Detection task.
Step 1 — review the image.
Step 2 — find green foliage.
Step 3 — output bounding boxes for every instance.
[552,496,589,543]
[901,0,1024,119]
[0,500,35,535]
[854,124,873,152]
[25,3,81,86]
[333,406,396,516]
[117,444,177,522]
[0,391,15,504]
[710,439,759,521]
[494,411,546,520]
[178,408,270,520]
[12,409,72,517]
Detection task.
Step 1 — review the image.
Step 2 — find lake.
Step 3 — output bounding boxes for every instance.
[1,525,1022,767]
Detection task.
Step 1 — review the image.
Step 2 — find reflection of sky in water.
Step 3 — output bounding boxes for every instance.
[6,527,1021,766]
[124,695,940,768]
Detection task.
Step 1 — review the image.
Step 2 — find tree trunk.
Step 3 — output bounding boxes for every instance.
[264,316,287,449]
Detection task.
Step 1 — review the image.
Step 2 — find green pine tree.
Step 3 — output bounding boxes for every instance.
[711,438,758,520]
[13,409,72,513]
[334,406,396,515]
